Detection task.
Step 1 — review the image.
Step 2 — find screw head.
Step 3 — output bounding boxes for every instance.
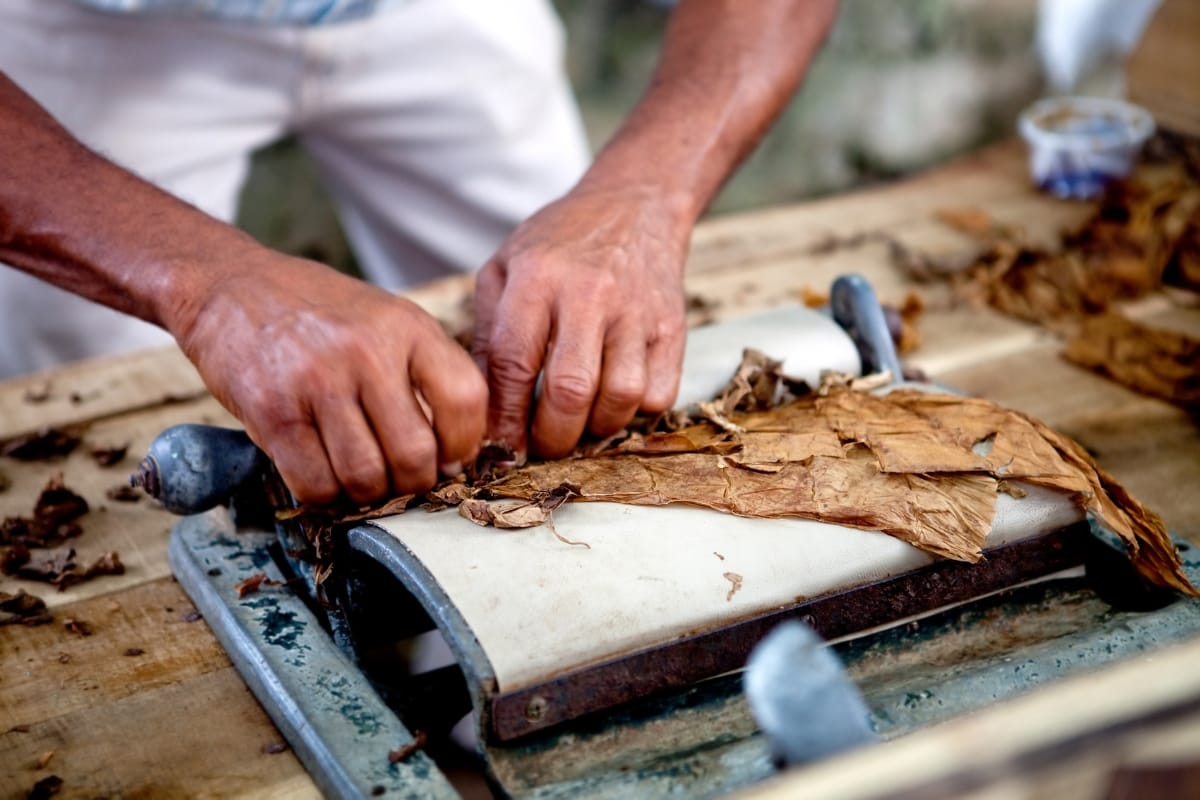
[524,695,548,722]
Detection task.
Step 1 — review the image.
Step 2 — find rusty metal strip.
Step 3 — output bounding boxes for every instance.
[488,522,1090,741]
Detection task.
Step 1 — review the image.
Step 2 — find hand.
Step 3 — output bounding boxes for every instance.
[170,252,486,505]
[473,186,689,459]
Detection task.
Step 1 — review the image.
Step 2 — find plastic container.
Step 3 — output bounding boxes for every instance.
[1018,96,1155,200]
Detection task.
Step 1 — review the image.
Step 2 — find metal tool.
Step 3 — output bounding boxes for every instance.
[744,621,878,767]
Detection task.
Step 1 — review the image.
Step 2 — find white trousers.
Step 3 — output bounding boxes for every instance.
[0,0,590,377]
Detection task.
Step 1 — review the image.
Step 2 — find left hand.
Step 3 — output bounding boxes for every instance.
[473,186,690,460]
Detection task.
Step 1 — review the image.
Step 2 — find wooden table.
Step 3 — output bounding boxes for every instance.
[2,142,1198,799]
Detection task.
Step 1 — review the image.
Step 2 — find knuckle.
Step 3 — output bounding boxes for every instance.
[340,461,388,504]
[602,375,645,410]
[281,466,340,507]
[487,350,540,388]
[546,371,596,413]
[386,437,438,493]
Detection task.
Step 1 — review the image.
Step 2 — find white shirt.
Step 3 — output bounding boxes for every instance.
[72,0,406,25]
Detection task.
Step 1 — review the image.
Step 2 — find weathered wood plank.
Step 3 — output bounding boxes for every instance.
[0,346,208,443]
[0,396,237,608]
[0,577,320,800]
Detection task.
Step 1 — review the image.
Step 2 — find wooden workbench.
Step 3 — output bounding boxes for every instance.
[2,142,1198,799]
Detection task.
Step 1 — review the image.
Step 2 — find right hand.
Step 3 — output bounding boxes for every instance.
[167,252,486,506]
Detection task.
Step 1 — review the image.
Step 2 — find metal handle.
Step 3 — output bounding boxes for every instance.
[830,273,904,381]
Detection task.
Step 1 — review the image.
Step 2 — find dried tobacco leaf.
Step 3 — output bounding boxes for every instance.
[1064,312,1200,410]
[459,482,580,530]
[485,385,1195,595]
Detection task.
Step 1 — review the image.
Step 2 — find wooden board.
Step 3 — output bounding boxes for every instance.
[0,577,318,800]
[1,140,1197,797]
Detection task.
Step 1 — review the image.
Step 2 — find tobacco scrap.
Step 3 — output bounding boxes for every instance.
[27,775,63,800]
[388,731,427,763]
[35,750,54,770]
[1,475,89,551]
[89,443,129,467]
[0,589,52,626]
[63,618,92,637]
[1064,312,1200,409]
[459,482,581,530]
[1,428,82,461]
[10,548,125,591]
[233,572,286,599]
[105,484,142,503]
[685,293,721,327]
[724,572,743,602]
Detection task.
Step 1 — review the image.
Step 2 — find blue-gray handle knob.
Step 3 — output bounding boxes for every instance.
[131,424,269,515]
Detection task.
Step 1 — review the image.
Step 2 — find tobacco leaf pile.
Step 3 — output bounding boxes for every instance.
[927,139,1200,409]
[292,355,1196,598]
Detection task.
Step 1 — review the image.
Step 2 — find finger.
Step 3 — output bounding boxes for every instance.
[360,376,440,496]
[642,318,687,414]
[484,289,553,456]
[257,415,342,507]
[410,339,488,469]
[311,389,391,504]
[472,260,504,375]
[532,308,606,459]
[588,324,648,437]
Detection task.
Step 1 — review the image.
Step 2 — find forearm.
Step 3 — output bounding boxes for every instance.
[0,72,264,337]
[580,0,839,225]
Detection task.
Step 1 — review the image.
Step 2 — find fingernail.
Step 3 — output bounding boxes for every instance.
[440,461,463,477]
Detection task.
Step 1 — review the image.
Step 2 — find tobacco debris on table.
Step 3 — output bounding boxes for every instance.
[1,428,82,461]
[1,475,126,592]
[105,484,142,503]
[0,589,51,626]
[89,443,129,467]
[1064,311,1200,409]
[27,775,62,800]
[930,142,1200,409]
[63,617,92,637]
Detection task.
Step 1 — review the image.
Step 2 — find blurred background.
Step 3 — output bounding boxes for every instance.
[237,0,1141,275]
